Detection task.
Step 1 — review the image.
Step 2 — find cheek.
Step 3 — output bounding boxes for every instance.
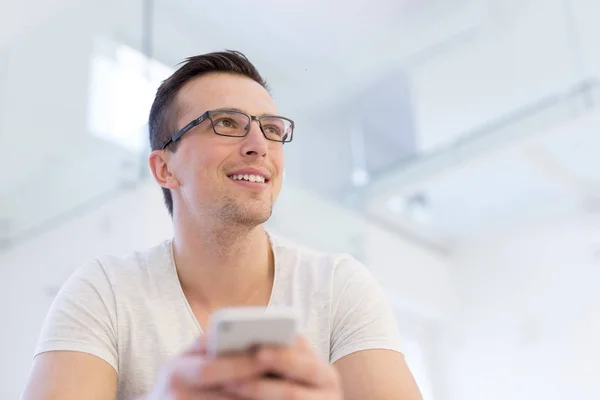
[271,150,285,194]
[192,154,222,184]
[182,141,226,177]
[272,148,285,176]
[177,149,213,187]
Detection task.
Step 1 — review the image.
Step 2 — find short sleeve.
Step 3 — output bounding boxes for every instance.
[329,256,403,364]
[34,260,119,373]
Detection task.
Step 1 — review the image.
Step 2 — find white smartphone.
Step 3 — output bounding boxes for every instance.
[205,306,298,359]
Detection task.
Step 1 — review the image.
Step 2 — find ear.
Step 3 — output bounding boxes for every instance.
[149,150,181,189]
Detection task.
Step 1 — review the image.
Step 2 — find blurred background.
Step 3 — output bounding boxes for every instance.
[1,0,599,398]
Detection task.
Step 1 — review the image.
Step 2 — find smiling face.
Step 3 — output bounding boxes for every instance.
[149,72,285,227]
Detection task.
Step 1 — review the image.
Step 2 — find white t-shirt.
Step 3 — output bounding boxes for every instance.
[34,234,403,400]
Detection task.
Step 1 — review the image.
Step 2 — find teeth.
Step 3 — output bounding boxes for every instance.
[230,174,266,183]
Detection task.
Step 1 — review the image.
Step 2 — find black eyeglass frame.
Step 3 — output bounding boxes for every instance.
[160,109,295,150]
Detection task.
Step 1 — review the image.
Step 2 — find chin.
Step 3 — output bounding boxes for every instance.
[220,198,273,227]
[243,205,273,226]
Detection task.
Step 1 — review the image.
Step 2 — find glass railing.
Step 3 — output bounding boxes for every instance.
[0,0,162,249]
[358,79,600,201]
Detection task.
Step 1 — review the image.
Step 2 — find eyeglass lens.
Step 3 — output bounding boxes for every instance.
[209,110,292,142]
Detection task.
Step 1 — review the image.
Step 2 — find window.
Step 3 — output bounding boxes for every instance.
[88,38,173,153]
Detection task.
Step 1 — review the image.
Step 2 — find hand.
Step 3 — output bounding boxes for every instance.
[224,336,343,400]
[145,336,268,400]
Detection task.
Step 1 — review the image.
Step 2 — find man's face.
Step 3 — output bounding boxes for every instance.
[160,73,285,226]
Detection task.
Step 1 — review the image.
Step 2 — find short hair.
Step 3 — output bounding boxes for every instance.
[148,50,269,216]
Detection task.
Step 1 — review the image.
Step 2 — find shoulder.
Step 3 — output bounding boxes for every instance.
[92,240,173,283]
[61,240,174,300]
[269,233,373,284]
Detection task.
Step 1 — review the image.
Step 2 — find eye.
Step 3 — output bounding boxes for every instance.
[263,125,282,136]
[214,118,237,128]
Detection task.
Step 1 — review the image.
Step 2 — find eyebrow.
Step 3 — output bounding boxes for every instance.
[217,107,278,117]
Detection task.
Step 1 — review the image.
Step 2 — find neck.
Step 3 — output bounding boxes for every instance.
[172,212,274,309]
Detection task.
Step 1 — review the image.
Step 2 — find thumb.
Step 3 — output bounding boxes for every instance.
[185,335,207,355]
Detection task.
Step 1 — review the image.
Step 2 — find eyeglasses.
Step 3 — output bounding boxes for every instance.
[161,109,295,150]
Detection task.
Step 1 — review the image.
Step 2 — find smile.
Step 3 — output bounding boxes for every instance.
[228,174,267,184]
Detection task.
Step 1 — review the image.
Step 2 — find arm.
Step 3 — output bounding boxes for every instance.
[22,351,117,400]
[330,256,423,399]
[22,260,119,399]
[334,349,422,400]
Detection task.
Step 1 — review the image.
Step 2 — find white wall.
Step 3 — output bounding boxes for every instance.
[436,213,600,400]
[0,179,453,398]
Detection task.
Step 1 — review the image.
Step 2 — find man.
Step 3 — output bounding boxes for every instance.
[23,50,423,399]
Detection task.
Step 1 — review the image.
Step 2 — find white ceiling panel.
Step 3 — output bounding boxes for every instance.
[419,152,582,238]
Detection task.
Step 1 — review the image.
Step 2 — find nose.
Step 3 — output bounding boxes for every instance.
[240,119,268,157]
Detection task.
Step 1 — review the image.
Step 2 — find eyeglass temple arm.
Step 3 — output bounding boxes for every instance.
[161,114,209,149]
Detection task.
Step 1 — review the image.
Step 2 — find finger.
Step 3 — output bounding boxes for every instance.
[226,378,322,400]
[185,335,207,355]
[178,385,243,400]
[172,353,267,390]
[294,335,314,353]
[201,390,240,400]
[255,346,336,388]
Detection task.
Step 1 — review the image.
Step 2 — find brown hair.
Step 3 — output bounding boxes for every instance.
[148,50,269,216]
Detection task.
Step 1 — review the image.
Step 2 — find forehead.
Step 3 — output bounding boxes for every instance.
[175,73,277,125]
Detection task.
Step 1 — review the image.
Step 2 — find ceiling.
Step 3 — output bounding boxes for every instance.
[364,84,600,248]
[1,0,599,249]
[167,0,485,114]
